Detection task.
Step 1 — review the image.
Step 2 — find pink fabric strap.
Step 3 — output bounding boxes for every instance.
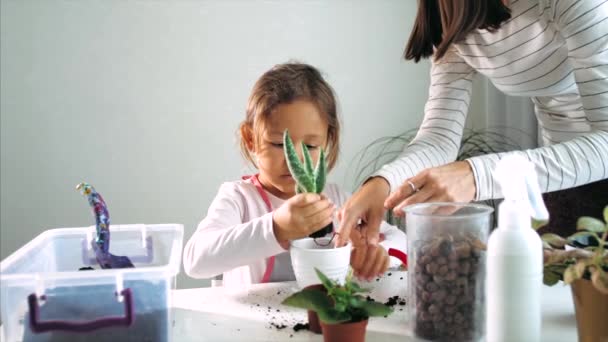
[243,174,276,283]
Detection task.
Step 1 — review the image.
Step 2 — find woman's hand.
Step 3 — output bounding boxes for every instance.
[272,193,335,244]
[335,177,390,247]
[386,161,476,216]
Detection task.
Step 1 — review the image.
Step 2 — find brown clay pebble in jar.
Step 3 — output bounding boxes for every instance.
[412,235,485,341]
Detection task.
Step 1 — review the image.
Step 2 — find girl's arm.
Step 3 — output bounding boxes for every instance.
[183,182,285,279]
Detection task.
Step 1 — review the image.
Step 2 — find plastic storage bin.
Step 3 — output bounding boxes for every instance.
[0,223,183,342]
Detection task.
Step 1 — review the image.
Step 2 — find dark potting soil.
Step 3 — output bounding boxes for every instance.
[293,322,310,332]
[22,280,169,342]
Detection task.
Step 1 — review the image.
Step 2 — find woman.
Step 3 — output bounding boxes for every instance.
[336,0,608,264]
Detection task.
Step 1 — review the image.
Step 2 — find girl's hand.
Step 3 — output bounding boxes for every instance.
[349,227,389,280]
[335,177,390,247]
[386,161,476,216]
[272,193,335,244]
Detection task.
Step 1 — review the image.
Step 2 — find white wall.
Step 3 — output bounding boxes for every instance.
[1,0,486,288]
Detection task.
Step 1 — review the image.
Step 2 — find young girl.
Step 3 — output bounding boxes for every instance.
[183,62,406,286]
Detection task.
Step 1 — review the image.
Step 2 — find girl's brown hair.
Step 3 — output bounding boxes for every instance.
[405,0,511,62]
[239,62,340,170]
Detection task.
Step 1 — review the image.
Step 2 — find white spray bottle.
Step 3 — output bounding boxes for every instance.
[486,155,549,342]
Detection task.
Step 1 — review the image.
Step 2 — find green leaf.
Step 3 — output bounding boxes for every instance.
[574,260,587,278]
[301,143,315,178]
[563,264,583,284]
[603,206,608,225]
[330,287,350,299]
[281,289,332,311]
[576,217,607,234]
[359,301,394,317]
[315,268,335,290]
[313,149,327,194]
[283,130,315,192]
[541,233,568,248]
[317,308,351,324]
[532,218,549,230]
[590,267,608,294]
[566,231,601,245]
[348,282,370,294]
[543,269,561,286]
[334,302,346,313]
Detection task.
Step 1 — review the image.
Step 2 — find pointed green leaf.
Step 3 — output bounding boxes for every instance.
[281,289,332,311]
[313,149,326,194]
[315,268,335,290]
[576,217,607,233]
[359,300,393,317]
[302,143,314,177]
[604,206,608,225]
[541,233,568,248]
[283,130,314,192]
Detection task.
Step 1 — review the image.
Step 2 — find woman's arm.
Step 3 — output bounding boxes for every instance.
[183,183,285,279]
[372,49,476,191]
[337,56,476,246]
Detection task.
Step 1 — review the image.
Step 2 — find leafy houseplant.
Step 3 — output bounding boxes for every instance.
[282,268,393,342]
[539,206,608,342]
[283,130,331,238]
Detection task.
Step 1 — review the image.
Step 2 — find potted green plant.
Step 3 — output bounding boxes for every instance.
[540,206,608,342]
[282,268,393,342]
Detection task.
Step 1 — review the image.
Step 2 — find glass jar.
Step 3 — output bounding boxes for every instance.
[405,203,493,341]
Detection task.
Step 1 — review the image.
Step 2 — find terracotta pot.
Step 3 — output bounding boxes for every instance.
[320,319,368,342]
[571,279,608,342]
[303,284,325,334]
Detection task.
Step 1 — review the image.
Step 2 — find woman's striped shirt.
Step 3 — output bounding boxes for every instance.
[375,0,608,200]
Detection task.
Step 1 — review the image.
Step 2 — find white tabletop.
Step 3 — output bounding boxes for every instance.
[172,271,578,341]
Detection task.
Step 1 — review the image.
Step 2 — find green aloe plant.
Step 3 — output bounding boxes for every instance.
[282,268,393,324]
[283,129,331,238]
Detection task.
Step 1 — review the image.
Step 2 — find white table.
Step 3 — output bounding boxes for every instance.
[172,271,578,341]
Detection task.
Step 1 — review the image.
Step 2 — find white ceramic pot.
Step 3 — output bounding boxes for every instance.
[290,237,351,289]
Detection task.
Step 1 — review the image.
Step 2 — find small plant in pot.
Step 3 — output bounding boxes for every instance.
[540,205,608,342]
[282,268,393,342]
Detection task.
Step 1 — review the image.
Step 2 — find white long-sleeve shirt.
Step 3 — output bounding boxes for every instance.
[375,0,608,201]
[183,179,407,286]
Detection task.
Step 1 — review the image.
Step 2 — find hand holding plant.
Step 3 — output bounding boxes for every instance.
[273,193,335,243]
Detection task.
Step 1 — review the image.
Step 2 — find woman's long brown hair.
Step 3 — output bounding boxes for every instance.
[405,0,511,62]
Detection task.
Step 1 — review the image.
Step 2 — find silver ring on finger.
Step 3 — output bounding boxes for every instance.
[407,180,420,194]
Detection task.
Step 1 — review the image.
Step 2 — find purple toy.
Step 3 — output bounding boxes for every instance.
[76,182,134,269]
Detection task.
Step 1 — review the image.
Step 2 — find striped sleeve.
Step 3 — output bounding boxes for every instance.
[373,50,476,191]
[468,0,608,200]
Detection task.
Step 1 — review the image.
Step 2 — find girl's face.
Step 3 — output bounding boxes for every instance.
[252,99,329,199]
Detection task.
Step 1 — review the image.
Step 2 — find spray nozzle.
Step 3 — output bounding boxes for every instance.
[494,155,549,229]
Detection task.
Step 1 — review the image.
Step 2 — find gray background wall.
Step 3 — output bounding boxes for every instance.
[1,0,492,288]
